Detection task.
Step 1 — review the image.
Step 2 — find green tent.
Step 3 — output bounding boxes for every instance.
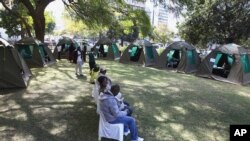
[93,36,112,58]
[120,40,159,67]
[103,43,121,60]
[0,38,32,88]
[196,43,250,85]
[15,37,56,68]
[156,41,200,73]
[53,37,79,60]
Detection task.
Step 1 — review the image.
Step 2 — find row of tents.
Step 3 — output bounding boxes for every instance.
[94,37,250,85]
[0,37,56,89]
[1,36,89,89]
[1,36,250,89]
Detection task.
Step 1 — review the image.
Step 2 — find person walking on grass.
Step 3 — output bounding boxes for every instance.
[73,47,84,76]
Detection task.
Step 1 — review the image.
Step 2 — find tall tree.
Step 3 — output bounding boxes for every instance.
[0,2,32,37]
[107,8,151,43]
[0,0,191,42]
[0,0,122,42]
[151,24,174,45]
[0,5,55,39]
[178,0,250,47]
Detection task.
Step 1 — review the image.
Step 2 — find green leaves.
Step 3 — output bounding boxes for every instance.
[179,0,250,47]
[65,0,116,28]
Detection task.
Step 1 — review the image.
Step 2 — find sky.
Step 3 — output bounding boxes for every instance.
[45,0,65,30]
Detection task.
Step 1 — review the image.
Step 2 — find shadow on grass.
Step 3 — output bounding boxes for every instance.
[97,60,250,141]
[0,60,99,141]
[0,91,99,141]
[0,88,26,95]
[1,60,250,141]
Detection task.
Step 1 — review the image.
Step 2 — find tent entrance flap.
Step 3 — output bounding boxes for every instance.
[104,45,108,53]
[212,53,234,78]
[18,45,33,59]
[38,45,46,58]
[187,50,196,64]
[145,46,154,59]
[112,44,119,58]
[241,54,250,73]
[130,46,138,57]
[167,50,180,68]
[129,46,141,62]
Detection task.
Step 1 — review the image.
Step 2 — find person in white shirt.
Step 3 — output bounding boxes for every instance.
[73,47,84,76]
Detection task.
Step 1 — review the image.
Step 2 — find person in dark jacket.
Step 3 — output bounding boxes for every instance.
[99,44,104,57]
[88,47,96,71]
[83,45,87,62]
[69,43,75,63]
[58,43,65,60]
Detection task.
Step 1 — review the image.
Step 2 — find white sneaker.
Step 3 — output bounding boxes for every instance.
[124,130,130,136]
[137,137,144,141]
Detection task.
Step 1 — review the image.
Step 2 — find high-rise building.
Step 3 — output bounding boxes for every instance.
[124,0,169,27]
[158,4,168,25]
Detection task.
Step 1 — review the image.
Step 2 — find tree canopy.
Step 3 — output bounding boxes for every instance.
[0,0,153,42]
[151,24,174,45]
[178,0,250,47]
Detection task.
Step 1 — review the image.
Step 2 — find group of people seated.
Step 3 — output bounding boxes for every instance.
[92,68,143,141]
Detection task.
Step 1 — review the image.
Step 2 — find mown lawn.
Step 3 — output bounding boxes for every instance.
[1,59,250,141]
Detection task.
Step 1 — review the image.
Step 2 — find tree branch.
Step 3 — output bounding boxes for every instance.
[19,0,35,17]
[0,0,32,37]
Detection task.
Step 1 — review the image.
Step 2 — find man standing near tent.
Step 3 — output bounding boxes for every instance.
[88,48,96,71]
[69,43,75,63]
[57,43,64,60]
[73,47,84,76]
[83,45,87,62]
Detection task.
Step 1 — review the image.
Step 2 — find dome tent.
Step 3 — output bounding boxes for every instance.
[93,36,113,58]
[0,38,32,88]
[156,41,200,73]
[15,37,56,68]
[53,37,79,60]
[119,39,159,67]
[105,43,121,60]
[196,43,250,85]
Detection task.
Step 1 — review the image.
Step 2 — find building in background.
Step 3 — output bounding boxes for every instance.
[125,0,169,27]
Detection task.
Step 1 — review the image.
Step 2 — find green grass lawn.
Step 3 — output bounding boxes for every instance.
[1,59,250,141]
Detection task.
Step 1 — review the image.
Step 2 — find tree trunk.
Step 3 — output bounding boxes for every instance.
[20,0,53,42]
[33,11,45,42]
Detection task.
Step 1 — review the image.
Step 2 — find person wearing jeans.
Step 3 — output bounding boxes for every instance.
[98,78,143,141]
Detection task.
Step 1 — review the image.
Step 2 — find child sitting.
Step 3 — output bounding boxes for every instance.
[113,85,133,116]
